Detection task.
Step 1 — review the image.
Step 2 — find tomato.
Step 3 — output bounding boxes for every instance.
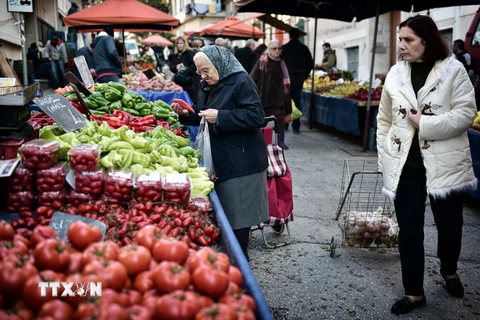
[0,261,27,303]
[128,305,154,320]
[22,270,64,313]
[0,303,34,320]
[98,288,121,307]
[133,271,154,294]
[0,238,29,257]
[33,238,70,272]
[228,265,243,287]
[73,302,100,319]
[192,264,230,299]
[196,294,214,309]
[62,273,102,307]
[29,225,57,248]
[67,220,102,250]
[152,261,191,294]
[134,225,165,252]
[83,260,128,291]
[155,290,201,320]
[233,306,256,320]
[188,247,230,273]
[82,241,119,265]
[219,293,257,313]
[65,251,84,274]
[224,281,241,295]
[195,303,237,320]
[99,303,129,320]
[37,299,74,320]
[0,220,14,240]
[152,237,189,265]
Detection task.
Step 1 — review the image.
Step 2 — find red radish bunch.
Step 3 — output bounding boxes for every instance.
[18,139,59,170]
[75,170,104,195]
[69,144,101,171]
[36,163,68,192]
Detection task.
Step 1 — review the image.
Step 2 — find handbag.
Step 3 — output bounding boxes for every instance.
[173,68,194,86]
[267,144,287,178]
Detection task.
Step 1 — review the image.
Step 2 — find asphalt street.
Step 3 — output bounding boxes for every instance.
[248,119,480,320]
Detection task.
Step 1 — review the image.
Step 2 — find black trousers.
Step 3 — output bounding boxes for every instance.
[394,165,464,296]
[233,227,251,262]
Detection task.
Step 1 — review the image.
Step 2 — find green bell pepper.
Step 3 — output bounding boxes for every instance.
[92,96,110,108]
[134,102,151,112]
[121,93,135,109]
[104,86,122,102]
[107,81,126,93]
[122,107,140,116]
[139,109,153,117]
[85,98,99,109]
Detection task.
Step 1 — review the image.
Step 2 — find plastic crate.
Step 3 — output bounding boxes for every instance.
[0,123,41,160]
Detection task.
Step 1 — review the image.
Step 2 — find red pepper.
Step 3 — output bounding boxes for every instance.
[172,99,195,113]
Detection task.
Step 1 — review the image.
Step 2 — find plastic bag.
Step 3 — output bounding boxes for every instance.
[195,118,216,180]
[285,100,303,123]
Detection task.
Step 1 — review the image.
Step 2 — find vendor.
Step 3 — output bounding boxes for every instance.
[91,27,122,83]
[171,46,269,261]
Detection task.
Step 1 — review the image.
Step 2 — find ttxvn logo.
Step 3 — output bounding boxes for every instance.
[38,282,102,297]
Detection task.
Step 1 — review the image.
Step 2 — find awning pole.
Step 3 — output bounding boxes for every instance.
[309,7,318,130]
[362,0,380,152]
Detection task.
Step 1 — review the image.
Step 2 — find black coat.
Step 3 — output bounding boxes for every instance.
[169,50,195,87]
[179,72,268,181]
[281,38,313,87]
[234,46,256,74]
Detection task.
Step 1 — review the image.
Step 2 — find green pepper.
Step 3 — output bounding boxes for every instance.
[154,100,173,111]
[179,146,194,157]
[92,96,110,108]
[131,150,151,167]
[153,109,170,120]
[122,107,140,116]
[109,101,122,111]
[165,130,177,141]
[94,83,107,93]
[187,157,199,168]
[104,87,122,102]
[121,93,135,109]
[176,136,190,148]
[134,102,151,112]
[107,81,127,93]
[66,93,78,100]
[90,91,104,98]
[85,98,99,109]
[107,141,135,151]
[139,109,153,117]
[90,110,106,115]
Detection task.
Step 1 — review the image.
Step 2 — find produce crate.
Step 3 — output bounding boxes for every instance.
[0,123,41,160]
[210,190,274,320]
[0,83,38,129]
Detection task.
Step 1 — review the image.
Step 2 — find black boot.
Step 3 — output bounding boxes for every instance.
[278,133,289,150]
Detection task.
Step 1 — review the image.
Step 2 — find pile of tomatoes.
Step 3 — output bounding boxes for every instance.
[0,221,257,320]
[9,200,220,250]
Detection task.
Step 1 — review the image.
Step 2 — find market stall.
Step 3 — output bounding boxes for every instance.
[0,82,272,319]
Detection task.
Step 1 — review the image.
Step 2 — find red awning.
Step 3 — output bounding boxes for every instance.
[245,13,307,36]
[187,16,265,40]
[63,0,179,32]
[142,33,173,47]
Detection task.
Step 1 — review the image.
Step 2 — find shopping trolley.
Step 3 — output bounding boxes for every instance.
[330,159,398,257]
[250,116,294,249]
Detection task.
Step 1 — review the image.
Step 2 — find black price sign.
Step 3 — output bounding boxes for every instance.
[74,56,95,89]
[35,94,88,132]
[49,212,107,244]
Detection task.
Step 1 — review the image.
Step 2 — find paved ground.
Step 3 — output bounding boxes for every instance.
[248,119,480,320]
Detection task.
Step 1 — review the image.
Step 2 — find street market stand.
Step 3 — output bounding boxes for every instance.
[300,90,379,149]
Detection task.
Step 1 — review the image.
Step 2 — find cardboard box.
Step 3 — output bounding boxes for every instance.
[0,83,37,129]
[0,78,17,95]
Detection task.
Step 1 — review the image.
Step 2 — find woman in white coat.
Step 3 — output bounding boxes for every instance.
[377,15,478,315]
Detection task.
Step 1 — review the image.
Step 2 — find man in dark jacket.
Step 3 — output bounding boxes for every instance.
[282,28,313,133]
[73,44,96,83]
[234,39,256,74]
[91,26,122,83]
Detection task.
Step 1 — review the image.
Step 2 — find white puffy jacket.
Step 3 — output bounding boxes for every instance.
[377,57,478,200]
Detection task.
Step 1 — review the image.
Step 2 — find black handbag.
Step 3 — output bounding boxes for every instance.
[173,68,194,86]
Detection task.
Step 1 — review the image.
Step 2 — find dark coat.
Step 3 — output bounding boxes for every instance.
[179,72,268,181]
[73,47,95,80]
[281,38,313,87]
[169,50,195,90]
[234,46,256,74]
[91,34,122,76]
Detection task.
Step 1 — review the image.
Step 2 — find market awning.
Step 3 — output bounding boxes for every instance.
[243,13,307,36]
[185,16,265,40]
[141,33,173,47]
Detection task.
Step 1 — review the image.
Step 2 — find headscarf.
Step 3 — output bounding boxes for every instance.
[259,53,290,94]
[199,45,246,83]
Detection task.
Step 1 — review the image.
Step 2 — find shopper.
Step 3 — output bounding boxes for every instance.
[316,42,337,72]
[169,36,196,101]
[27,42,56,87]
[91,27,122,83]
[376,15,478,315]
[281,28,313,134]
[43,36,68,88]
[235,39,257,74]
[250,40,291,149]
[171,46,269,261]
[191,39,206,104]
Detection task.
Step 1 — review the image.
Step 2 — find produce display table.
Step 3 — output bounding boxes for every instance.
[134,90,199,142]
[300,90,379,149]
[210,190,274,320]
[467,129,480,199]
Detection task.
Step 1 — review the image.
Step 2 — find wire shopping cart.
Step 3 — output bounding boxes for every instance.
[330,159,398,257]
[250,116,294,249]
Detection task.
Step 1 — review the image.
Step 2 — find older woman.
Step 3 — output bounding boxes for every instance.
[171,46,269,260]
[250,40,291,149]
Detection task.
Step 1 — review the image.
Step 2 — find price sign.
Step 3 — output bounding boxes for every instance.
[49,212,107,244]
[35,94,88,132]
[74,55,95,89]
[7,0,33,13]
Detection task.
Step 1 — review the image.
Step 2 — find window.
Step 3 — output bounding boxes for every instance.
[346,46,359,79]
[472,20,480,46]
[37,18,54,46]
